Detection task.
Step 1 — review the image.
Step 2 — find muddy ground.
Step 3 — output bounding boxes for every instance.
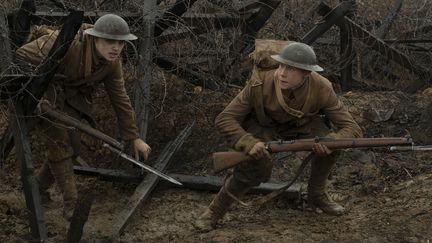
[0,73,431,242]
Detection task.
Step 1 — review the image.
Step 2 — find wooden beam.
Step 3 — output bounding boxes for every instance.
[339,18,353,91]
[73,166,302,198]
[110,122,194,237]
[22,10,84,113]
[9,101,47,241]
[375,0,403,39]
[133,0,157,140]
[318,1,431,92]
[301,1,353,45]
[1,10,83,167]
[8,0,36,48]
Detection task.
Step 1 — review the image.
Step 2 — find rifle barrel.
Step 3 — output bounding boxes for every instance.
[390,145,432,151]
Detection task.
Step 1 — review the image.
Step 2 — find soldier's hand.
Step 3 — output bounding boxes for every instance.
[312,143,332,157]
[248,142,271,160]
[133,138,151,161]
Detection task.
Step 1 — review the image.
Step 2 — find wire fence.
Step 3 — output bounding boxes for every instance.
[1,0,432,107]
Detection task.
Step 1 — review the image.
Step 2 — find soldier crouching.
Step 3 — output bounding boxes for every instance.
[194,42,363,231]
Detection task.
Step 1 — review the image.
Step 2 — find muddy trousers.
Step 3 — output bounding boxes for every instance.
[37,157,78,218]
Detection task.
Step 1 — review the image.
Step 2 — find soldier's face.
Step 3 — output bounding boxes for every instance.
[276,64,309,90]
[94,37,125,62]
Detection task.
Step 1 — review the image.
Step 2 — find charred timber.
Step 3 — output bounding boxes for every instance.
[0,11,83,166]
[134,0,157,141]
[301,1,354,45]
[230,0,281,57]
[72,166,301,199]
[318,2,431,93]
[8,0,35,48]
[110,122,194,237]
[9,101,47,241]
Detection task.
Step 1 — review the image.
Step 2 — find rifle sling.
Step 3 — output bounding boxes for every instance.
[225,152,314,208]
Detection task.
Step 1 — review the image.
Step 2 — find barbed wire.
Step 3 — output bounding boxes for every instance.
[1,0,432,118]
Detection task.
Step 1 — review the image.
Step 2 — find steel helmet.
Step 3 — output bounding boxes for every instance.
[84,14,137,41]
[271,42,323,72]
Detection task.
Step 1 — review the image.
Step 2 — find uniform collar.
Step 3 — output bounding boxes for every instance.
[273,73,305,118]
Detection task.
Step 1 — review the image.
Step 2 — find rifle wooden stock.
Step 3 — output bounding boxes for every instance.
[213,137,412,173]
[40,103,124,150]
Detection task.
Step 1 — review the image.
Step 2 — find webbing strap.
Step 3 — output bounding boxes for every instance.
[225,153,314,208]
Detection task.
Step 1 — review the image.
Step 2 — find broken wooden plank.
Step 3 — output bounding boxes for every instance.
[318,2,431,92]
[339,18,353,91]
[166,173,302,198]
[73,165,139,182]
[0,10,84,240]
[350,18,430,92]
[301,1,354,45]
[110,122,194,237]
[231,0,281,57]
[9,101,47,241]
[72,166,302,198]
[22,10,84,113]
[1,11,83,166]
[8,0,35,48]
[375,0,403,39]
[223,0,280,84]
[313,1,355,91]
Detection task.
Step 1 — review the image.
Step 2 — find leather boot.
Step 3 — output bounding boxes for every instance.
[307,154,345,216]
[194,176,250,232]
[49,158,78,220]
[36,162,55,204]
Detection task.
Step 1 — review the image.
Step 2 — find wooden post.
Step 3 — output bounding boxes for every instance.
[339,0,355,91]
[110,122,194,238]
[9,0,36,48]
[9,101,47,241]
[134,0,157,140]
[0,8,12,73]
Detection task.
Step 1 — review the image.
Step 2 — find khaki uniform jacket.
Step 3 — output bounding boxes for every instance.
[15,25,139,141]
[215,68,363,153]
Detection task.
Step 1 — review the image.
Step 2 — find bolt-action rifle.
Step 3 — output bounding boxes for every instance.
[213,137,415,173]
[39,102,182,185]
